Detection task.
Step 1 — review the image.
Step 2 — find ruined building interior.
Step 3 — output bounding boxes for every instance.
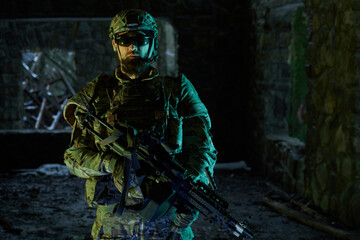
[1,0,360,239]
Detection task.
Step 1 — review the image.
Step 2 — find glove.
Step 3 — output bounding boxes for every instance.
[165,212,197,240]
[174,213,196,228]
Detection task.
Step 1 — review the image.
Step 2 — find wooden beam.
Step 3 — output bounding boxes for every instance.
[262,197,359,240]
[265,182,327,222]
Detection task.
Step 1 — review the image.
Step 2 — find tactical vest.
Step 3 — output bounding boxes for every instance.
[63,67,214,178]
[103,74,168,140]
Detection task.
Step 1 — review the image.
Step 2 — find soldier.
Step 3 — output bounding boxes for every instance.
[63,9,217,240]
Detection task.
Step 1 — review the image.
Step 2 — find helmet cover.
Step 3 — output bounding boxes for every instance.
[109,9,158,40]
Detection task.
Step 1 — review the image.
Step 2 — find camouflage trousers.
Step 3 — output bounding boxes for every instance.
[92,204,194,240]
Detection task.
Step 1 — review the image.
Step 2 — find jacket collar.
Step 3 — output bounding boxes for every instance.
[114,66,159,84]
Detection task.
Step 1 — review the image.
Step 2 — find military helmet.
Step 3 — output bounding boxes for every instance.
[109,9,158,64]
[109,9,158,39]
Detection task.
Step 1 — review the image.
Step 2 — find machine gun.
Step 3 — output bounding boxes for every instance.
[79,96,254,239]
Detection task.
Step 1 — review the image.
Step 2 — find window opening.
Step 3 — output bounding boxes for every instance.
[22,49,76,130]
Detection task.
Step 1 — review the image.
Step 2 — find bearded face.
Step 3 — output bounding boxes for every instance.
[112,32,152,78]
[120,55,150,77]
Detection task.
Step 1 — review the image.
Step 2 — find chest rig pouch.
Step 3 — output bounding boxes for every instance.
[106,77,168,140]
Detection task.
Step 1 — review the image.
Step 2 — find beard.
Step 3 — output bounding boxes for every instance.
[120,56,150,77]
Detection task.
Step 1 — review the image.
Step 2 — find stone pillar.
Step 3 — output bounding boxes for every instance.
[305,0,360,227]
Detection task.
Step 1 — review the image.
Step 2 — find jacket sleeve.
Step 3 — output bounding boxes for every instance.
[177,75,217,183]
[63,99,120,179]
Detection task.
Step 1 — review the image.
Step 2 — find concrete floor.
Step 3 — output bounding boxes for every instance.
[0,167,353,240]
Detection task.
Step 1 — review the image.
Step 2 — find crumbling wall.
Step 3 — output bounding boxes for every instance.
[251,0,306,191]
[304,0,360,228]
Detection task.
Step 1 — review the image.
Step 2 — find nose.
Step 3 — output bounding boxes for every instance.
[129,43,138,50]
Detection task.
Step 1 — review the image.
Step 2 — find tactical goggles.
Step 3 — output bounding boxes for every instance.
[115,34,150,47]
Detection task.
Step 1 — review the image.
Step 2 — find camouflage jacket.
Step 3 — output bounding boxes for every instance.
[63,67,217,207]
